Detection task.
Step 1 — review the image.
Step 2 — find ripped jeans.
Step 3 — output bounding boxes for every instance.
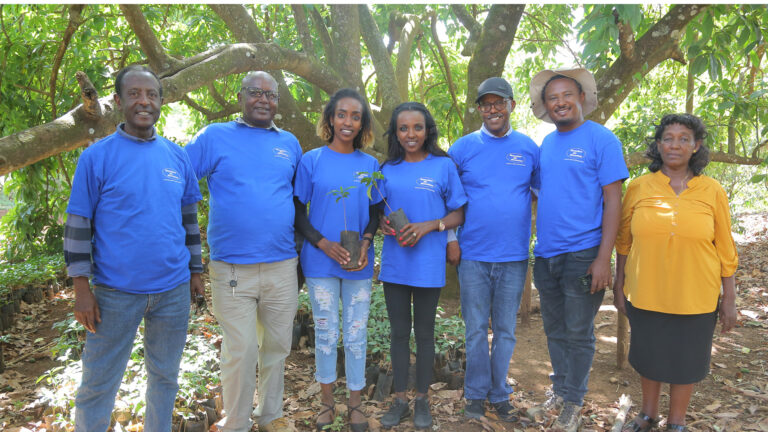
[306,277,372,391]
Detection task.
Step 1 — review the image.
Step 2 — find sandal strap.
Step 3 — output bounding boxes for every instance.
[666,424,687,431]
[348,404,365,417]
[318,402,335,417]
[622,412,659,432]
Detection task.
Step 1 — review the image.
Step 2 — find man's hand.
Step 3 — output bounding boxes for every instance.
[73,276,100,333]
[190,273,204,303]
[318,238,351,266]
[447,241,461,267]
[587,258,612,294]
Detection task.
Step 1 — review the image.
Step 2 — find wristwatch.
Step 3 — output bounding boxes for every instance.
[437,219,445,232]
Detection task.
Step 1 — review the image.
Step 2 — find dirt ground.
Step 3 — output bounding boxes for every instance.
[1,214,767,431]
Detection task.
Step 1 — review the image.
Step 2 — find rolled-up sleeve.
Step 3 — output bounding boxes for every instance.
[64,214,93,278]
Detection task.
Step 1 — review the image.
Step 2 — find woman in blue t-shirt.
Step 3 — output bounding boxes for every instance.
[294,88,380,432]
[377,102,467,429]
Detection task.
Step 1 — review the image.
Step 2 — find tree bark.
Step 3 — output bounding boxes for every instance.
[461,5,525,135]
[588,4,707,124]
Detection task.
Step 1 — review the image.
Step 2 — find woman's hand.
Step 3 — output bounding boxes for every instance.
[612,282,627,316]
[317,238,351,266]
[719,296,738,333]
[398,221,436,247]
[380,214,396,236]
[346,239,371,271]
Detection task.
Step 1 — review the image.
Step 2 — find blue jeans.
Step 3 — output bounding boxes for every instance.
[75,281,190,432]
[306,277,372,391]
[534,246,604,405]
[458,259,527,403]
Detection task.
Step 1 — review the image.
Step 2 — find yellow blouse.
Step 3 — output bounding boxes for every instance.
[616,171,738,314]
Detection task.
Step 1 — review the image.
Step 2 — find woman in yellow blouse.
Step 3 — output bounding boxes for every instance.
[614,114,738,432]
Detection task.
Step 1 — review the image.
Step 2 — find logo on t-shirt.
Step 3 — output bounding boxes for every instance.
[506,153,525,166]
[273,147,291,160]
[162,168,182,183]
[415,177,437,192]
[565,148,586,163]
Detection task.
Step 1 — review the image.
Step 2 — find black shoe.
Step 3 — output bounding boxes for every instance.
[413,397,433,429]
[381,398,410,428]
[491,400,519,423]
[464,399,485,419]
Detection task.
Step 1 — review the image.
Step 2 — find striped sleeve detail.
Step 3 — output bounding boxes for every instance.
[64,214,93,278]
[182,203,203,273]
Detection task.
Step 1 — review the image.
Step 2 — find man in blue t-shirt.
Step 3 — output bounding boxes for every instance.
[528,67,629,432]
[64,65,203,432]
[184,71,302,432]
[447,77,539,423]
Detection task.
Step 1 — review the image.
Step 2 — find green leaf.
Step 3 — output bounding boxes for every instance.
[718,100,734,111]
[749,174,766,184]
[701,12,714,42]
[690,56,708,76]
[708,53,721,82]
[109,35,122,45]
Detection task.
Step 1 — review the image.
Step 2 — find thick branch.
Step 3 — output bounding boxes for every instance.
[210,4,265,43]
[461,5,525,135]
[625,150,764,169]
[451,5,481,57]
[75,71,101,119]
[183,95,238,121]
[291,5,314,54]
[393,13,422,101]
[119,5,180,74]
[50,4,85,118]
[358,5,400,114]
[330,5,362,89]
[588,4,707,124]
[613,8,636,60]
[309,6,334,67]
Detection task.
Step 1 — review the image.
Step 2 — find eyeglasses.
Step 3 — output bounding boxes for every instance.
[241,87,279,101]
[477,99,509,113]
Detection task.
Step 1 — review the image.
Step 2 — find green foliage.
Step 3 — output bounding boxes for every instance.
[0,255,64,300]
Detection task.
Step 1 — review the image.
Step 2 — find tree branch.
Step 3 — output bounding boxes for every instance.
[75,71,101,119]
[451,5,481,56]
[358,5,400,114]
[588,4,707,124]
[461,4,525,135]
[50,4,85,118]
[207,83,236,111]
[119,5,180,74]
[309,6,334,65]
[429,9,463,124]
[330,5,362,89]
[291,5,314,54]
[392,12,422,101]
[210,4,265,43]
[182,95,238,121]
[625,149,765,169]
[613,8,636,60]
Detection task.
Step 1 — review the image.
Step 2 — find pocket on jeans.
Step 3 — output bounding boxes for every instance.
[570,246,599,264]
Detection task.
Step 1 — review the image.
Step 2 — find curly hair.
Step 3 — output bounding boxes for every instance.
[383,102,446,165]
[115,65,162,98]
[316,88,374,149]
[646,113,710,175]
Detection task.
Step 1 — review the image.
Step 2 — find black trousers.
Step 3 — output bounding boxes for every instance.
[383,282,442,394]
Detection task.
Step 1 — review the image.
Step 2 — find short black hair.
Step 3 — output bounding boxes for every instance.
[317,88,373,150]
[646,113,710,175]
[383,102,446,165]
[114,65,162,98]
[540,74,583,103]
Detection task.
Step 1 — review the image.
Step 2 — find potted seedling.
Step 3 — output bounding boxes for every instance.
[328,186,360,270]
[358,171,410,245]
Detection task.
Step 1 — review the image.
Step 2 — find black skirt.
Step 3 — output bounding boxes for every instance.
[626,301,717,384]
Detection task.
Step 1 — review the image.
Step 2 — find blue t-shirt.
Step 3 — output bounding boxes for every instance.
[66,129,202,294]
[448,129,539,262]
[184,121,302,264]
[534,120,629,258]
[294,146,381,280]
[378,155,467,288]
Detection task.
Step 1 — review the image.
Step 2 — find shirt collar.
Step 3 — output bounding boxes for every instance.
[480,123,514,138]
[116,123,157,142]
[235,117,280,132]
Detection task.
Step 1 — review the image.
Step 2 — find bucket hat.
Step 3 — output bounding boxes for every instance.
[529,67,597,123]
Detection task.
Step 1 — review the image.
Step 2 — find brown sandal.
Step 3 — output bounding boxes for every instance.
[316,402,335,431]
[348,404,369,432]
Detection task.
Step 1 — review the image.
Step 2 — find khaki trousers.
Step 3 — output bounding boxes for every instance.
[210,257,298,431]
